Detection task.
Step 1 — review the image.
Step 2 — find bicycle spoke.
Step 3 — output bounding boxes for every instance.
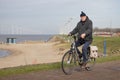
[61,50,77,75]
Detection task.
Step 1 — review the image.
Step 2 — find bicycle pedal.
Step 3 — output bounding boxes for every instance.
[85,67,91,71]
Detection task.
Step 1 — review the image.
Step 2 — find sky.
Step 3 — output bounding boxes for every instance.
[0,0,120,34]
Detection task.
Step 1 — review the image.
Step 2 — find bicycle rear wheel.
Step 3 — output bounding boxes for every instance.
[61,50,76,75]
[85,47,96,71]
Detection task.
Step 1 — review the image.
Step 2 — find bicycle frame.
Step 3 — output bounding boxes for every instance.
[70,36,81,64]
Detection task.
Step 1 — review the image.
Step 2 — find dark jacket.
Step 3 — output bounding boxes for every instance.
[70,17,93,41]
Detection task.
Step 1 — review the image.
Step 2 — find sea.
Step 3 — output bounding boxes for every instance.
[0,34,54,43]
[0,50,10,58]
[0,34,54,57]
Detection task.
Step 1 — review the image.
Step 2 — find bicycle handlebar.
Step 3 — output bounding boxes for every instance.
[68,35,77,41]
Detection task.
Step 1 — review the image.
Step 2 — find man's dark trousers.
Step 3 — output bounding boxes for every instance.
[75,38,92,62]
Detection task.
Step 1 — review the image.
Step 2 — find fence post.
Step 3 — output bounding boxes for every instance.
[103,39,107,56]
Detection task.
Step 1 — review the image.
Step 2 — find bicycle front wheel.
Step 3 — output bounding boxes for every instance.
[61,50,76,75]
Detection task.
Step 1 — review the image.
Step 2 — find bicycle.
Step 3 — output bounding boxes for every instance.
[61,35,96,75]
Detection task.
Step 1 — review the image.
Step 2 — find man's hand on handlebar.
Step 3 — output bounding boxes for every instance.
[68,33,72,36]
[68,33,86,39]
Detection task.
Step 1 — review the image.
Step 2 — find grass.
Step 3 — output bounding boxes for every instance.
[0,62,61,77]
[0,55,120,77]
[96,55,120,63]
[92,36,120,55]
[58,35,120,55]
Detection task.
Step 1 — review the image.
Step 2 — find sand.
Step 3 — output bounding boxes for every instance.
[0,42,65,69]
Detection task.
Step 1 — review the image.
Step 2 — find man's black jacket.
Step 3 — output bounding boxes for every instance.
[70,17,93,41]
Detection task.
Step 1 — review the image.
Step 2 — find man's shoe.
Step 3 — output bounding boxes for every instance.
[80,61,88,68]
[82,62,87,67]
[79,54,82,59]
[85,67,91,71]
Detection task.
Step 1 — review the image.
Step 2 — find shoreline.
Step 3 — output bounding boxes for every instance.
[0,34,55,43]
[0,49,12,58]
[0,42,64,69]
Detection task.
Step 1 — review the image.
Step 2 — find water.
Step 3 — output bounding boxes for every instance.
[0,34,54,57]
[0,34,55,57]
[0,50,10,58]
[0,34,54,43]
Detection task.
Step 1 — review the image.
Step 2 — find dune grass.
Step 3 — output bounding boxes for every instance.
[58,35,120,55]
[92,36,120,55]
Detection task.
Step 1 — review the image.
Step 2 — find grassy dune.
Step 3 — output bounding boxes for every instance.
[57,35,120,55]
[92,36,120,55]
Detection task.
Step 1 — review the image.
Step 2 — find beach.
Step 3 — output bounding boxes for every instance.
[0,42,65,69]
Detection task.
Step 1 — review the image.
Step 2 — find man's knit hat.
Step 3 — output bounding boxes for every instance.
[80,11,86,17]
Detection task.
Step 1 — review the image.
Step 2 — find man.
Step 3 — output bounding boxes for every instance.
[68,11,93,66]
